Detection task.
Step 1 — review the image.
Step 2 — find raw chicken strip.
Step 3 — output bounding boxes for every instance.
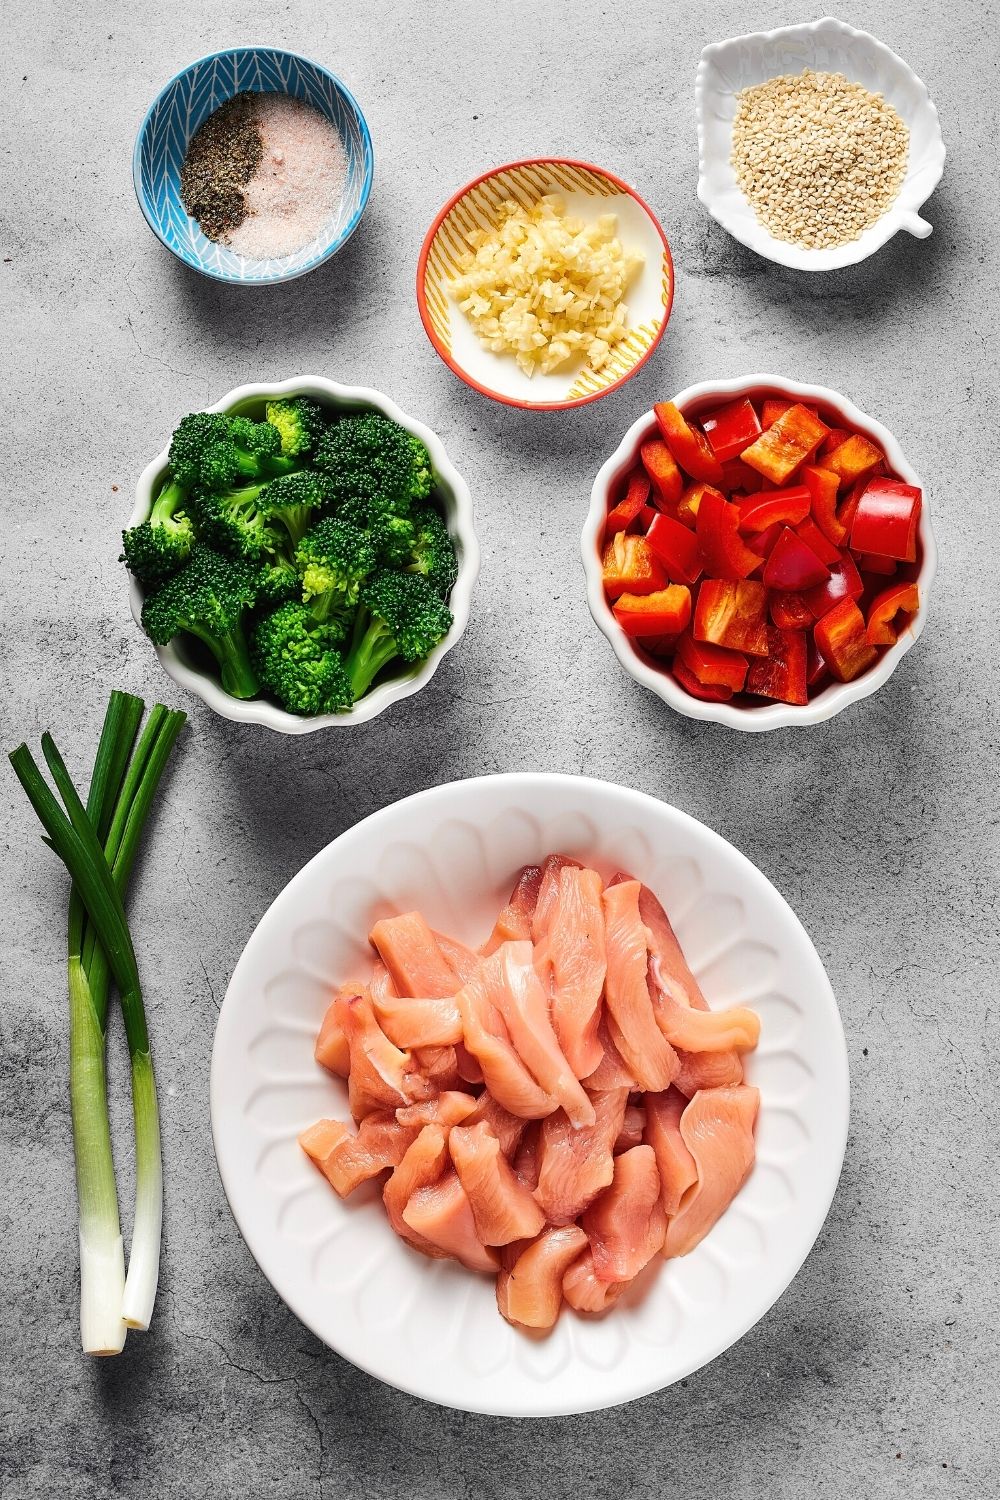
[396,1091,479,1128]
[582,1144,666,1282]
[334,991,432,1120]
[299,1112,416,1197]
[456,955,557,1119]
[582,1018,639,1090]
[369,957,397,1005]
[370,911,464,997]
[643,1087,698,1216]
[466,1092,527,1156]
[531,853,583,943]
[513,1121,541,1189]
[383,1125,455,1257]
[449,1122,546,1244]
[481,864,543,954]
[373,994,463,1048]
[432,929,482,985]
[663,1086,760,1258]
[497,1225,588,1329]
[534,1088,629,1225]
[494,941,595,1128]
[533,865,606,1078]
[650,966,761,1053]
[562,1250,626,1313]
[455,1043,484,1085]
[674,1047,744,1097]
[402,1171,500,1272]
[602,881,678,1091]
[314,989,352,1076]
[412,1045,462,1092]
[614,1101,646,1155]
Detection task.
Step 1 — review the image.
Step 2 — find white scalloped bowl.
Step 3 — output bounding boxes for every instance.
[696,16,946,270]
[582,374,936,733]
[127,378,479,733]
[210,773,849,1415]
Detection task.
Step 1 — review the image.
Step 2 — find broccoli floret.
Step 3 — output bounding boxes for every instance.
[141,545,260,699]
[121,477,196,586]
[295,518,377,620]
[369,511,417,567]
[252,601,354,716]
[313,412,432,514]
[254,552,301,606]
[265,397,327,457]
[189,480,281,561]
[198,415,297,490]
[407,506,458,598]
[259,470,326,548]
[344,570,453,700]
[167,412,231,488]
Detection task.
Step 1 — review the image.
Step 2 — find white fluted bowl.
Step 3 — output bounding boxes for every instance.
[127,377,479,733]
[210,773,849,1415]
[696,16,946,270]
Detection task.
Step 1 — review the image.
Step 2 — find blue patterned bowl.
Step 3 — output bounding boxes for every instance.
[133,48,374,285]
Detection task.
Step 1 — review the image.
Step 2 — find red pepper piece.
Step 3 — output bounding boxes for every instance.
[803,550,863,619]
[676,481,720,528]
[813,597,878,682]
[602,533,667,599]
[856,551,897,577]
[741,404,829,484]
[720,457,765,495]
[613,585,692,638]
[673,659,734,703]
[653,402,725,484]
[635,504,657,532]
[696,491,761,580]
[737,484,812,532]
[639,632,682,659]
[745,521,784,560]
[700,397,762,462]
[802,465,846,546]
[760,398,793,429]
[795,514,841,565]
[606,467,651,531]
[850,477,922,562]
[770,591,813,629]
[646,512,704,585]
[865,581,920,645]
[639,439,683,510]
[694,579,769,655]
[746,627,808,705]
[823,433,883,486]
[819,426,851,457]
[763,527,831,591]
[837,479,867,536]
[677,630,749,692]
[806,637,829,689]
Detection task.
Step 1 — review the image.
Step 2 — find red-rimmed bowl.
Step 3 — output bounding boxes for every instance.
[582,375,936,731]
[416,158,673,411]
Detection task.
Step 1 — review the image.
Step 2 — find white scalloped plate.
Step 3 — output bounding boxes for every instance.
[211,774,849,1415]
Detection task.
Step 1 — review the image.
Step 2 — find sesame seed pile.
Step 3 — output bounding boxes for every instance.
[731,69,909,250]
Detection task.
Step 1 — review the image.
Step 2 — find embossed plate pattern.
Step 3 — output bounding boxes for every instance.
[211,775,849,1415]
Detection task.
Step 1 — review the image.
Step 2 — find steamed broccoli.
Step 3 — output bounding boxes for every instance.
[344,570,453,700]
[141,545,260,699]
[252,601,353,716]
[295,518,377,620]
[313,412,432,513]
[254,552,301,606]
[166,412,232,488]
[259,470,327,548]
[198,415,297,490]
[266,397,326,457]
[189,481,281,561]
[121,478,196,586]
[407,506,458,598]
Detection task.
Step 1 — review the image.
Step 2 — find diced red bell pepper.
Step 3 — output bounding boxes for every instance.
[638,632,682,658]
[856,551,897,576]
[760,398,793,429]
[806,637,829,689]
[602,533,666,599]
[696,491,761,580]
[813,597,878,682]
[741,403,829,484]
[673,659,733,703]
[795,514,841,565]
[694,579,769,656]
[737,484,811,532]
[802,465,846,546]
[770,591,813,629]
[720,457,765,494]
[803,550,863,619]
[676,481,720,528]
[646,512,704,585]
[639,439,683,510]
[837,479,867,536]
[823,433,883,486]
[745,521,784,560]
[819,427,851,457]
[613,585,692,638]
[700,397,762,462]
[746,627,808,706]
[635,504,657,532]
[676,630,749,692]
[606,467,651,531]
[763,527,831,591]
[865,581,920,645]
[653,402,724,484]
[850,477,922,562]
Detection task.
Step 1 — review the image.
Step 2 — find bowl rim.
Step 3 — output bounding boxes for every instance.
[127,376,480,733]
[211,770,850,1415]
[415,156,675,411]
[581,374,937,732]
[695,15,947,272]
[131,46,375,286]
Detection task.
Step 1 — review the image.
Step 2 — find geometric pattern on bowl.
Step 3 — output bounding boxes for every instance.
[133,47,374,284]
[211,774,850,1415]
[696,16,946,271]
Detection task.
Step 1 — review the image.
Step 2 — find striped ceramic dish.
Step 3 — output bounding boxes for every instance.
[133,47,373,285]
[417,159,673,410]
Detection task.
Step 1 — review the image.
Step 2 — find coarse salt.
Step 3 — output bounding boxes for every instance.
[227,95,347,261]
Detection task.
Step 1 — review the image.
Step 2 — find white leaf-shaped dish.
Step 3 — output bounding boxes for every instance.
[211,774,849,1415]
[696,16,946,270]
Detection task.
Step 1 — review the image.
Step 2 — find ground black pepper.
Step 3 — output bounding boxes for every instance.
[180,93,263,243]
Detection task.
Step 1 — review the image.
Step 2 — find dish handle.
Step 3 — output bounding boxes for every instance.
[900,210,933,239]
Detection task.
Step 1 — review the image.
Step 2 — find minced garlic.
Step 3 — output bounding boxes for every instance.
[448,195,644,377]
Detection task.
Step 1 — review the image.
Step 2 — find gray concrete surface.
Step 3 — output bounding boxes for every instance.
[2,1,997,1495]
